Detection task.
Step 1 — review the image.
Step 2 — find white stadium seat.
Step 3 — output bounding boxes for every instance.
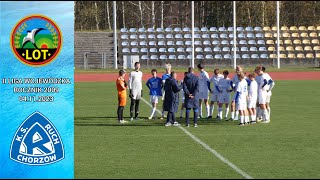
[147,34,155,39]
[185,41,192,46]
[250,47,258,52]
[241,47,249,52]
[121,34,128,39]
[194,34,201,38]
[157,41,165,46]
[212,40,219,45]
[156,28,163,32]
[258,47,267,51]
[239,40,247,45]
[186,47,192,52]
[229,33,234,38]
[227,27,234,31]
[166,34,174,39]
[174,27,182,32]
[175,34,183,39]
[201,27,209,32]
[177,47,184,52]
[141,55,148,60]
[147,28,154,32]
[204,47,212,52]
[255,33,264,38]
[236,27,244,31]
[141,48,148,53]
[218,27,226,31]
[140,41,147,46]
[242,54,250,59]
[213,47,221,52]
[129,28,137,32]
[167,41,174,45]
[169,55,177,59]
[178,55,185,59]
[176,41,184,46]
[231,47,239,51]
[149,48,157,53]
[211,34,219,39]
[168,48,175,52]
[184,34,192,38]
[248,40,256,45]
[194,27,200,32]
[195,41,202,45]
[196,54,204,59]
[139,34,147,39]
[260,54,268,58]
[156,34,165,39]
[121,41,129,46]
[247,33,254,38]
[120,28,128,32]
[138,28,146,32]
[210,27,217,31]
[221,40,229,45]
[159,48,166,52]
[202,34,210,38]
[214,54,222,59]
[130,41,138,46]
[150,55,158,60]
[131,48,139,53]
[220,33,228,38]
[245,27,253,31]
[257,40,265,45]
[195,47,203,52]
[122,48,129,53]
[183,27,190,32]
[149,41,156,46]
[160,55,167,60]
[222,47,230,52]
[254,26,262,31]
[224,54,231,59]
[130,34,137,39]
[187,55,192,59]
[203,40,211,45]
[205,54,213,59]
[238,33,245,38]
[165,27,173,32]
[251,54,259,59]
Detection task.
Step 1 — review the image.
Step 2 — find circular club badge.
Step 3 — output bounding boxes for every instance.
[10,15,62,66]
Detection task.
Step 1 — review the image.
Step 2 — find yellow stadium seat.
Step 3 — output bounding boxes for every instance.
[263,26,271,31]
[311,39,319,44]
[300,32,308,37]
[291,33,299,38]
[309,32,317,37]
[302,39,310,44]
[313,46,320,51]
[279,54,287,58]
[293,39,302,44]
[304,46,312,51]
[290,26,298,31]
[286,46,294,51]
[297,53,305,58]
[281,26,289,31]
[316,26,320,31]
[275,40,283,44]
[316,53,320,58]
[264,32,272,38]
[266,40,274,45]
[306,53,314,58]
[283,33,290,38]
[307,26,316,31]
[284,40,292,44]
[295,46,303,51]
[288,53,296,58]
[298,26,307,31]
[268,47,275,51]
[271,26,277,31]
[270,54,276,58]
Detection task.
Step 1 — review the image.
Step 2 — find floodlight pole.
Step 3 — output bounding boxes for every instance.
[113,1,118,69]
[276,1,280,69]
[233,1,236,69]
[191,1,195,68]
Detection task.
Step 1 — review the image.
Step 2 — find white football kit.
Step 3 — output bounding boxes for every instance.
[236,79,248,110]
[210,74,224,102]
[247,80,258,108]
[258,73,270,104]
[128,70,143,100]
[217,77,231,104]
[198,71,210,99]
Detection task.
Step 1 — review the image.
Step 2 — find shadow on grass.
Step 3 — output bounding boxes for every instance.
[75,116,239,127]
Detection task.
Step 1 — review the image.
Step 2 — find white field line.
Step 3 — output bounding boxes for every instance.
[141,97,254,179]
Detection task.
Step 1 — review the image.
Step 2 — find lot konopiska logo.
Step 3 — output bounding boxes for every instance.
[10,15,62,66]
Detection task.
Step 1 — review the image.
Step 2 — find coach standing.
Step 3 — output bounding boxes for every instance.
[183,67,200,127]
[128,62,143,121]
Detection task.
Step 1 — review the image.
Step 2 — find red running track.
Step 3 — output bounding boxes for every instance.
[75,71,320,82]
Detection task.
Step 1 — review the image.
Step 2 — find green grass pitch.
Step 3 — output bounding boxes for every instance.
[75,80,320,178]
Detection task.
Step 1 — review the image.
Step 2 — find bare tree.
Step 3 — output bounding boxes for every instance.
[122,1,126,28]
[106,1,111,30]
[94,1,100,31]
[161,1,164,29]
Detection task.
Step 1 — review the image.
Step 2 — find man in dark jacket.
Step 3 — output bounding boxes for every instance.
[183,67,200,127]
[164,71,182,126]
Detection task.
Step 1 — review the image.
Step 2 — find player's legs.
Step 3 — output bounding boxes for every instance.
[225,103,229,119]
[149,96,158,119]
[239,109,245,125]
[198,98,203,118]
[130,97,136,120]
[203,98,210,118]
[180,103,185,118]
[193,108,199,126]
[209,101,215,118]
[185,108,191,126]
[218,102,223,120]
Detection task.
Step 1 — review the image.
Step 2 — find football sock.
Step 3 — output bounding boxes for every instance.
[235,111,239,120]
[150,107,156,118]
[206,105,210,118]
[225,107,229,118]
[209,105,214,116]
[240,115,244,124]
[231,111,235,119]
[218,107,223,118]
